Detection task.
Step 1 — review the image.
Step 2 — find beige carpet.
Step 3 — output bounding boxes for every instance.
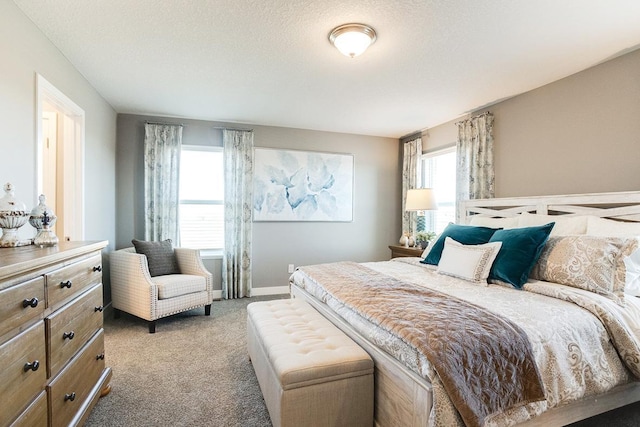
[86,295,640,427]
[86,296,282,427]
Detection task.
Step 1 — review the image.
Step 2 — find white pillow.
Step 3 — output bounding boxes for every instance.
[421,236,439,258]
[517,212,588,236]
[437,237,502,284]
[624,248,640,297]
[468,216,519,229]
[586,216,640,237]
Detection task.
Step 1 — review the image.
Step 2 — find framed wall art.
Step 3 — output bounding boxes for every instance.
[253,148,354,222]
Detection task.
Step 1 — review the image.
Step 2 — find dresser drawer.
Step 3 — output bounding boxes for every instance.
[0,277,45,338]
[46,284,103,378]
[48,329,105,427]
[9,390,47,427]
[0,321,46,427]
[46,254,102,309]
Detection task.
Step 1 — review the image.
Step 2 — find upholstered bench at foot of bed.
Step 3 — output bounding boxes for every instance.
[247,299,374,427]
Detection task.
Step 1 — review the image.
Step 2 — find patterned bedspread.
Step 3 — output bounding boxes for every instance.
[289,257,640,426]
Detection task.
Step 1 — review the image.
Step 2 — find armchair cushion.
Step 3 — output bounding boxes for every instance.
[153,274,207,300]
[132,239,180,277]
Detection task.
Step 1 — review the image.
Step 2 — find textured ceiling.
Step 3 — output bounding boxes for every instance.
[13,0,640,138]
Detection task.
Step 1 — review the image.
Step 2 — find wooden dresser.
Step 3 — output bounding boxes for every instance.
[0,241,111,427]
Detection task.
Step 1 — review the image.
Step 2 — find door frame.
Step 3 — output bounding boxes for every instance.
[35,74,85,241]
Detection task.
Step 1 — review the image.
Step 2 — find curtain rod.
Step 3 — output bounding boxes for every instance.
[455,111,492,126]
[401,132,422,143]
[212,126,254,132]
[145,121,184,127]
[144,122,254,132]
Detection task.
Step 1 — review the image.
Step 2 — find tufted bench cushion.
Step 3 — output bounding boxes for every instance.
[247,298,373,427]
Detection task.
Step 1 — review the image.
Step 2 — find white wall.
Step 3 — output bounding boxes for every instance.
[0,2,117,294]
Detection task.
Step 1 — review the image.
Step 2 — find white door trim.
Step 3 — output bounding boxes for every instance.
[36,74,85,240]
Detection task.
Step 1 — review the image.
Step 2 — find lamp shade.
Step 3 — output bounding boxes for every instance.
[405,188,438,211]
[329,24,377,58]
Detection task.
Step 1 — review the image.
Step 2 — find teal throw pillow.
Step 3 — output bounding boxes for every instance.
[488,222,555,288]
[422,223,500,265]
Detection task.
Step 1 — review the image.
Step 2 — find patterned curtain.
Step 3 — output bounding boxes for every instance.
[456,112,494,223]
[222,129,254,299]
[143,123,182,242]
[401,137,422,237]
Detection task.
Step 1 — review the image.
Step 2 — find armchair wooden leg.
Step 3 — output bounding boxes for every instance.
[148,321,156,334]
[205,304,211,316]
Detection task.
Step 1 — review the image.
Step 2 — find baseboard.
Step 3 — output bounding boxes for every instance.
[211,286,289,299]
[103,301,113,317]
[106,288,286,306]
[251,286,290,296]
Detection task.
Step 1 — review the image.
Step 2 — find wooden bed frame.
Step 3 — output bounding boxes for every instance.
[290,191,640,427]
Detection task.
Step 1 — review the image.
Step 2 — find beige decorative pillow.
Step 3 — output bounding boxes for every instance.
[530,235,639,304]
[583,216,640,297]
[437,237,502,284]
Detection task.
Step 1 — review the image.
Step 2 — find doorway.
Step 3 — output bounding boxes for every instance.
[36,74,85,241]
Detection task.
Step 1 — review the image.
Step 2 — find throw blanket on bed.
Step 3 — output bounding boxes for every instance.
[297,261,545,427]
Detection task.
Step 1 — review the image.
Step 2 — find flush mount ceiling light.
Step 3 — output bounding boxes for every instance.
[329,23,377,58]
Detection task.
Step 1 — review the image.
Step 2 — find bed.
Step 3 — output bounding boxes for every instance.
[289,191,640,427]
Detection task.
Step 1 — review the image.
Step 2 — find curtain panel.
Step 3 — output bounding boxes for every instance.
[456,112,495,223]
[402,137,422,237]
[143,123,182,242]
[222,129,254,299]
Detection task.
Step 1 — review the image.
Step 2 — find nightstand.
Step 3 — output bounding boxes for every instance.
[388,245,424,259]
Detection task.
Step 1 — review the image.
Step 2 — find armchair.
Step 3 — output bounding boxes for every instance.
[110,247,213,333]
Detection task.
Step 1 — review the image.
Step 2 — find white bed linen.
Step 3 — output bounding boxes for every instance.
[291,257,640,426]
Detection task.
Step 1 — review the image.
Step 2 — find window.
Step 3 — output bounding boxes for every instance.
[179,146,224,250]
[421,147,456,234]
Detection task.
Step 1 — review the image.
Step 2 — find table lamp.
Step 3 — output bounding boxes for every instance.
[401,188,438,247]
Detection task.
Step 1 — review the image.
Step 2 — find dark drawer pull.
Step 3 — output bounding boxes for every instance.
[60,280,73,289]
[63,331,75,340]
[93,265,102,272]
[96,353,105,360]
[64,392,76,402]
[94,306,104,312]
[23,360,40,372]
[22,297,39,308]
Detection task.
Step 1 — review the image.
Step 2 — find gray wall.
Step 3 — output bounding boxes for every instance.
[116,114,400,291]
[422,48,640,197]
[0,2,117,296]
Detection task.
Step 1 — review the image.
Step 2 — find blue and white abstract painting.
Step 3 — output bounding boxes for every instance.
[253,148,353,221]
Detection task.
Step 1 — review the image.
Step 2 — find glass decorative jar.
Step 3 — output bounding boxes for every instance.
[0,182,31,247]
[29,194,59,247]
